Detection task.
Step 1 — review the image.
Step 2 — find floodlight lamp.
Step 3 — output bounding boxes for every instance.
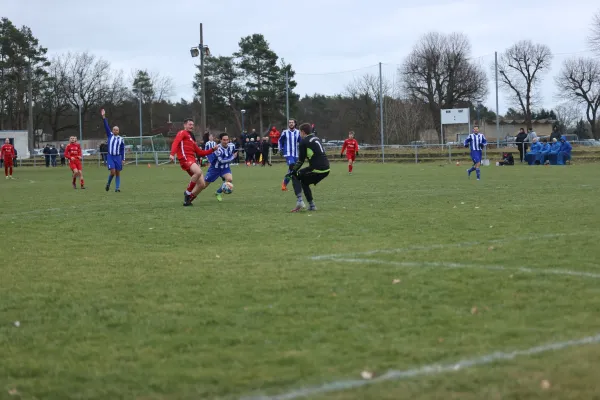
[190,47,200,57]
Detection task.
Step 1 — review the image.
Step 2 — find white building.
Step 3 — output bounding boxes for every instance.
[0,130,30,158]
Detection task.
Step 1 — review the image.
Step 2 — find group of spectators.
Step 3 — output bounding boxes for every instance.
[499,126,572,166]
[42,143,66,167]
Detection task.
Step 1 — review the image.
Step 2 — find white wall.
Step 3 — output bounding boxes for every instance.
[0,130,29,158]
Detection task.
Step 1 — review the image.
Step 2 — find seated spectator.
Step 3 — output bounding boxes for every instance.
[540,138,551,165]
[558,136,572,165]
[498,152,514,166]
[525,137,543,165]
[547,138,562,165]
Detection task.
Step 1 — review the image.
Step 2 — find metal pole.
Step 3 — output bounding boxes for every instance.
[200,23,207,134]
[139,91,143,148]
[78,103,82,143]
[379,62,384,163]
[495,51,500,136]
[285,70,290,123]
[241,112,245,134]
[27,64,34,154]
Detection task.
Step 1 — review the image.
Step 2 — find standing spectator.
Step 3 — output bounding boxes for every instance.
[13,148,17,168]
[268,126,280,154]
[550,126,561,142]
[99,141,108,165]
[244,138,256,166]
[232,137,241,164]
[515,128,528,163]
[526,128,538,144]
[50,145,58,167]
[311,123,317,136]
[59,144,66,166]
[43,144,51,167]
[249,128,259,142]
[261,137,271,166]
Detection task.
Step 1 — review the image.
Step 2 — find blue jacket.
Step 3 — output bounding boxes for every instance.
[541,143,551,153]
[560,137,572,154]
[528,142,542,153]
[550,142,561,154]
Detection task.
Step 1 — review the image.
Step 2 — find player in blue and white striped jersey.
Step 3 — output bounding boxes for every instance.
[204,133,238,202]
[202,132,217,167]
[463,125,487,180]
[101,109,125,192]
[278,118,301,192]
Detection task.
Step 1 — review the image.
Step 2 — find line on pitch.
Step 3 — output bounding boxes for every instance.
[311,233,581,260]
[324,258,600,280]
[240,333,600,400]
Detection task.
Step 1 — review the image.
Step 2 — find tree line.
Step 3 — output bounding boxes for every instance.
[1,11,600,147]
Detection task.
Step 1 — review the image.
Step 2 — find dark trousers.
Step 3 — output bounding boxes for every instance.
[45,155,50,167]
[261,150,270,166]
[61,157,65,166]
[293,168,329,203]
[517,144,526,162]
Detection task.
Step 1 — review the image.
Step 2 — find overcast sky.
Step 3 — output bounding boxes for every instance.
[5,0,599,115]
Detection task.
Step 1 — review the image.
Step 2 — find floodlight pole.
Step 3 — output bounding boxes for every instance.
[495,51,500,137]
[139,91,143,148]
[200,23,207,134]
[285,70,289,123]
[379,62,384,163]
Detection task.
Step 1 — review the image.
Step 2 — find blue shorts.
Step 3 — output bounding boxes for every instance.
[107,154,123,171]
[470,150,482,164]
[205,167,231,183]
[285,156,297,166]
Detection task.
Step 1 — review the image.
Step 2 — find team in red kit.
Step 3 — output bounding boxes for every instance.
[169,118,217,206]
[1,138,15,179]
[64,136,85,189]
[340,131,359,174]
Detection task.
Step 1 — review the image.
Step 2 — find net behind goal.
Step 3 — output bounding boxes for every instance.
[122,134,169,152]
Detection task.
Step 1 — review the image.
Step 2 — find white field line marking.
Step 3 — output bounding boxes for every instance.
[327,258,600,280]
[241,333,600,400]
[311,233,579,261]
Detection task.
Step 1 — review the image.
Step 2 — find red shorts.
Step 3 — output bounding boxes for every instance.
[3,159,13,167]
[69,160,82,171]
[179,159,198,175]
[346,153,356,161]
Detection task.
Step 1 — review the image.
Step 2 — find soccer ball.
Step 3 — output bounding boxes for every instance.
[221,181,233,194]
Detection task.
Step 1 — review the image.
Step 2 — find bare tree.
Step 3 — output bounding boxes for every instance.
[497,40,553,129]
[150,72,175,103]
[401,32,488,141]
[41,55,77,139]
[62,52,112,120]
[554,102,582,133]
[556,57,600,139]
[589,10,600,56]
[344,74,391,143]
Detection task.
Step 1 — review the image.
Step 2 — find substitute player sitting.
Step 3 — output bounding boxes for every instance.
[204,133,237,202]
[340,131,359,174]
[169,119,217,206]
[464,125,487,180]
[65,136,85,189]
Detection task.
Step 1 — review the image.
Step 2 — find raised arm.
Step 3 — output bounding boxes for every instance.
[101,109,112,137]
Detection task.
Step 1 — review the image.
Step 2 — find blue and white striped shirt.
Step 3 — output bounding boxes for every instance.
[205,140,217,163]
[464,132,487,151]
[211,143,236,169]
[278,129,300,158]
[103,118,125,160]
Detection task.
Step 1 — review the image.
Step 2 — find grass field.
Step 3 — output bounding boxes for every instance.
[1,161,600,399]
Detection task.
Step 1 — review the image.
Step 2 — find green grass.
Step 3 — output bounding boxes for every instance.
[1,162,600,399]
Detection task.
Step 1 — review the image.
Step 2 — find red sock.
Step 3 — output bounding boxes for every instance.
[4,166,7,176]
[349,164,353,173]
[9,167,12,175]
[186,181,196,192]
[80,179,84,187]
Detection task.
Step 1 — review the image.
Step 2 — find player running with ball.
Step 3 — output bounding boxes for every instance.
[340,131,359,174]
[204,133,237,202]
[464,125,487,180]
[169,119,217,206]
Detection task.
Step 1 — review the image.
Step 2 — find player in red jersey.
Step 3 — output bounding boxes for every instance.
[1,138,15,179]
[65,136,85,189]
[340,131,359,174]
[169,118,217,206]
